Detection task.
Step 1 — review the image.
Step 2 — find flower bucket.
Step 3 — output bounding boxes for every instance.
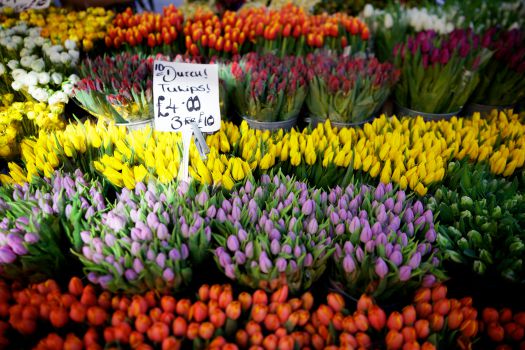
[462,103,515,118]
[242,116,298,131]
[116,118,154,131]
[395,104,460,122]
[307,116,377,129]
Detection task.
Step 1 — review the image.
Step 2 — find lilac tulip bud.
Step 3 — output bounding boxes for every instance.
[356,247,365,262]
[403,208,414,223]
[196,192,208,206]
[254,187,264,198]
[222,200,232,213]
[289,260,298,271]
[375,258,388,279]
[104,234,116,247]
[360,226,372,243]
[399,266,412,281]
[85,207,95,220]
[343,255,356,273]
[330,211,340,225]
[24,233,39,244]
[335,223,345,235]
[301,199,313,216]
[216,208,227,222]
[414,215,426,228]
[225,264,236,279]
[80,231,91,244]
[238,229,248,242]
[335,245,342,260]
[307,218,318,234]
[375,185,385,200]
[227,236,240,252]
[343,242,354,254]
[390,251,403,266]
[270,240,280,255]
[0,247,16,263]
[396,190,406,202]
[264,220,273,235]
[304,253,313,267]
[269,228,280,240]
[281,244,292,255]
[349,217,361,233]
[218,250,232,267]
[107,213,127,232]
[130,209,140,223]
[234,251,246,264]
[125,269,137,280]
[384,198,394,211]
[329,191,337,203]
[371,222,382,236]
[245,242,254,258]
[339,209,348,221]
[162,268,175,282]
[408,252,421,269]
[146,249,155,261]
[259,252,273,273]
[425,228,436,242]
[82,246,93,260]
[98,275,112,289]
[206,205,217,219]
[423,210,433,224]
[15,216,29,228]
[293,245,302,258]
[245,180,253,193]
[422,274,437,288]
[151,251,163,266]
[156,224,169,240]
[180,244,189,259]
[131,242,141,256]
[376,233,387,245]
[147,213,159,230]
[393,201,403,215]
[112,262,123,275]
[414,201,424,215]
[400,233,408,247]
[92,253,104,264]
[365,240,376,252]
[389,217,401,232]
[276,257,287,272]
[377,209,388,224]
[385,243,394,257]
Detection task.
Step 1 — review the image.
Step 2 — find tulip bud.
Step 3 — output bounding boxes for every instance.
[343,255,356,273]
[302,200,314,216]
[360,226,372,243]
[259,252,272,274]
[390,251,403,266]
[227,236,240,252]
[375,258,388,278]
[399,266,412,281]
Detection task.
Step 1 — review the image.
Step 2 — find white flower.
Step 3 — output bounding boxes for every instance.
[68,50,80,63]
[60,52,71,64]
[363,4,374,18]
[23,71,39,87]
[64,39,77,51]
[30,87,49,102]
[20,48,31,57]
[445,23,454,34]
[51,72,63,85]
[20,55,34,68]
[30,58,45,73]
[11,81,22,91]
[62,83,74,96]
[34,36,45,47]
[49,52,62,64]
[0,63,4,76]
[48,91,68,105]
[38,72,50,85]
[68,74,80,85]
[7,60,19,70]
[11,68,26,80]
[11,35,22,46]
[384,13,394,29]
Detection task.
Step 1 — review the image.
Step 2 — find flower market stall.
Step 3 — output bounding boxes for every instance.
[0,0,525,349]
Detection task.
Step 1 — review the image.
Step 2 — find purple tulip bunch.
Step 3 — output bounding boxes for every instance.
[213,174,334,293]
[326,182,444,300]
[73,181,216,293]
[0,170,100,282]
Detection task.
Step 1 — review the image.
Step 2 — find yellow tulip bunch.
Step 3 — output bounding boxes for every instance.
[0,120,251,190]
[18,7,114,51]
[0,7,17,27]
[0,95,65,158]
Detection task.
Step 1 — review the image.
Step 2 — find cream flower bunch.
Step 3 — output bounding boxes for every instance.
[0,22,79,104]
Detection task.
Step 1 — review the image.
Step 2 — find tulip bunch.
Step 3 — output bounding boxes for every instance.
[394,29,493,114]
[75,53,158,123]
[19,7,114,51]
[0,98,65,158]
[224,53,307,122]
[305,53,399,124]
[328,182,443,300]
[105,5,184,53]
[213,174,334,293]
[0,23,79,105]
[0,170,101,282]
[428,161,525,282]
[71,180,215,293]
[480,307,525,348]
[470,28,525,106]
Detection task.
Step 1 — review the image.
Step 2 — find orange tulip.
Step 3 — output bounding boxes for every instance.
[368,305,386,331]
[414,319,430,339]
[385,329,404,350]
[447,309,464,330]
[388,312,404,331]
[327,293,345,313]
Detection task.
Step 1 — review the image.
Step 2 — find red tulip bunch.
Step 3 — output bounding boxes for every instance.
[105,5,184,53]
[480,306,525,349]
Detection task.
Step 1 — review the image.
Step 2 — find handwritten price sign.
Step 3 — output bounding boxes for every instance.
[153,61,221,133]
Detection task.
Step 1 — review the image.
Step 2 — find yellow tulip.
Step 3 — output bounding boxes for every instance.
[369,162,380,178]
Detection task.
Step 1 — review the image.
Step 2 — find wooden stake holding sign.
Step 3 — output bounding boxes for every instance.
[153,61,221,182]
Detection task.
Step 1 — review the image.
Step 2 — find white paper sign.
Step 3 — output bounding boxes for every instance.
[0,0,50,12]
[153,61,221,133]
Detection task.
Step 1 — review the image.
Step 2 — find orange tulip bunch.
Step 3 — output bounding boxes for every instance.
[105,5,184,53]
[183,4,370,59]
[480,307,525,349]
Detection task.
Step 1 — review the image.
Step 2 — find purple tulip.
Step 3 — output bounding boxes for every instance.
[385,243,393,257]
[131,242,141,256]
[225,264,236,279]
[98,275,112,289]
[270,240,280,255]
[104,234,116,247]
[399,266,412,281]
[414,216,426,228]
[163,268,175,282]
[307,218,318,234]
[371,222,382,235]
[227,236,240,252]
[157,224,169,240]
[82,246,93,260]
[216,208,227,222]
[304,253,313,267]
[238,229,248,242]
[92,252,104,264]
[245,180,253,193]
[422,274,437,288]
[218,251,232,267]
[393,201,403,215]
[269,228,280,240]
[24,233,39,244]
[259,252,273,273]
[335,223,345,235]
[276,257,287,272]
[384,198,394,211]
[360,226,372,243]
[281,244,292,255]
[423,210,433,224]
[375,185,385,200]
[330,211,340,225]
[404,208,414,223]
[390,251,403,266]
[181,244,189,259]
[407,222,414,236]
[343,255,356,273]
[169,248,181,261]
[356,247,365,262]
[349,217,361,233]
[245,242,254,258]
[156,253,166,268]
[375,258,388,279]
[196,191,208,206]
[302,199,314,216]
[234,251,246,264]
[147,212,159,230]
[207,205,217,219]
[125,269,137,280]
[408,252,421,269]
[293,245,302,258]
[106,212,127,232]
[365,240,375,253]
[414,201,424,215]
[425,228,436,242]
[389,216,401,232]
[0,247,16,263]
[87,272,98,284]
